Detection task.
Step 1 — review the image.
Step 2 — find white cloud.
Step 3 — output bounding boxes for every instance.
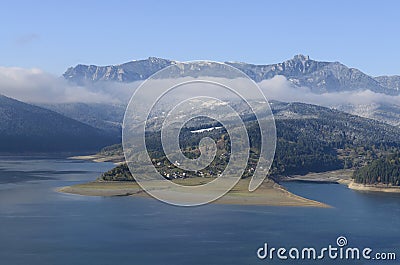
[258,75,400,107]
[0,67,139,103]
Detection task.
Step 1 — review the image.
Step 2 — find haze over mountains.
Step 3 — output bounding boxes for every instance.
[0,95,116,153]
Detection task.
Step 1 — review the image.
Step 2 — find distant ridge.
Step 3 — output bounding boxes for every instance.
[64,57,174,85]
[64,55,399,95]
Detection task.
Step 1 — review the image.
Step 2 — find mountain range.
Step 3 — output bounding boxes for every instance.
[64,54,400,95]
[62,55,400,129]
[1,55,399,154]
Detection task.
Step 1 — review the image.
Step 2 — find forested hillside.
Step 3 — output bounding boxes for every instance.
[353,153,400,186]
[98,102,400,181]
[0,95,116,153]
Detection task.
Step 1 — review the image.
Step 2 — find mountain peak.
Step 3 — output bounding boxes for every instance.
[147,57,172,63]
[292,54,310,61]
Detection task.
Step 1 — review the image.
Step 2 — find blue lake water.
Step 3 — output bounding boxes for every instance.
[0,156,399,265]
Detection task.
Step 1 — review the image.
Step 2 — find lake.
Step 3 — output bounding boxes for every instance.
[0,156,399,265]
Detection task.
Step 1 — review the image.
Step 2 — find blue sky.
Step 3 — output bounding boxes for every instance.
[1,0,399,76]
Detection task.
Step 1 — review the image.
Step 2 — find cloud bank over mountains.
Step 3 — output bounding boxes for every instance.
[259,75,400,107]
[0,66,398,112]
[0,66,136,104]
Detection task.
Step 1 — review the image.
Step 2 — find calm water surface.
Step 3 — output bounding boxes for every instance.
[0,156,399,265]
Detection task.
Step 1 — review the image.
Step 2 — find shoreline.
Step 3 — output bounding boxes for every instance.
[348,181,400,193]
[281,170,400,193]
[279,170,353,185]
[58,178,330,208]
[62,156,400,206]
[69,154,124,164]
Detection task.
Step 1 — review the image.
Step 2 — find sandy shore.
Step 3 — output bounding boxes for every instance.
[58,178,330,207]
[289,170,400,194]
[348,181,400,193]
[69,154,124,164]
[281,169,353,185]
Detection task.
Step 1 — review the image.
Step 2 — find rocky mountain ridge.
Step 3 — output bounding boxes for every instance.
[64,55,400,95]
